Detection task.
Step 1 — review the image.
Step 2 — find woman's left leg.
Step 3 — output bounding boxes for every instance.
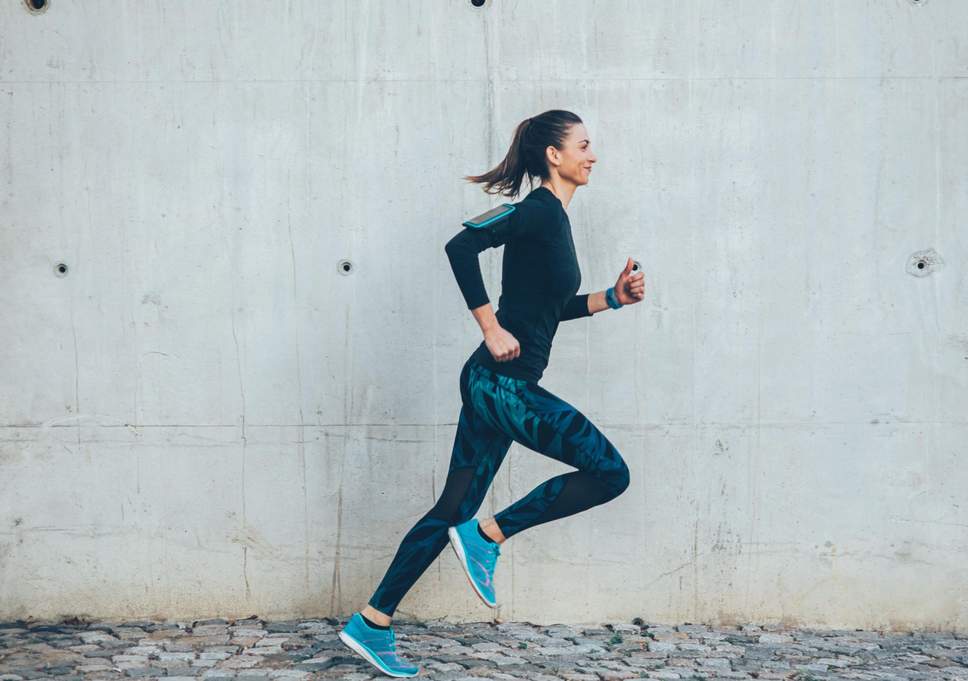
[366,364,513,617]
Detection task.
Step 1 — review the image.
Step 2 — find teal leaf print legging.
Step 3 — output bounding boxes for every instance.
[368,356,631,616]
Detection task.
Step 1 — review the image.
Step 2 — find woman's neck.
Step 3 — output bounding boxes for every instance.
[540,181,575,211]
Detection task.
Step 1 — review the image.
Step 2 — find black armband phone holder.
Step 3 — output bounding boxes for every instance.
[462,204,516,247]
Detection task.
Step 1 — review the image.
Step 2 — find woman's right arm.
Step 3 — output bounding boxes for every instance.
[445,228,521,359]
[444,226,501,335]
[443,225,493,319]
[444,201,549,359]
[444,200,549,311]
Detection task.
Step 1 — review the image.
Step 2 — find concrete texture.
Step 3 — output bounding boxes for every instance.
[0,1,966,631]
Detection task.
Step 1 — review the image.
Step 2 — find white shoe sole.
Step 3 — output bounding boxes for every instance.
[338,628,418,678]
[448,526,499,608]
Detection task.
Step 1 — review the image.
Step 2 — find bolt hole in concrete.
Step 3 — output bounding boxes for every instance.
[471,0,486,6]
[24,0,48,13]
[54,262,68,277]
[338,259,354,275]
[905,248,943,277]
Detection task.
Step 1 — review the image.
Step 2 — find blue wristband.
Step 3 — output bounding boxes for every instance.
[605,286,623,310]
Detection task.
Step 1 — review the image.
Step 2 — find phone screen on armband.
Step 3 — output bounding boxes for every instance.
[463,204,515,229]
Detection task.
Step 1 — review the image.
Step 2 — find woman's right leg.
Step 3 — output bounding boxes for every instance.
[486,379,632,541]
[365,361,513,618]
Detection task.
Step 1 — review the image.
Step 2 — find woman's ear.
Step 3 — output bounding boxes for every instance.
[544,145,560,169]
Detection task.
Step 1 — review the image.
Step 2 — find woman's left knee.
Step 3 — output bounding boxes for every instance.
[607,460,631,499]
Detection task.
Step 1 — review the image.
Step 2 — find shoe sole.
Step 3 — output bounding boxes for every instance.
[447,526,499,608]
[338,629,419,678]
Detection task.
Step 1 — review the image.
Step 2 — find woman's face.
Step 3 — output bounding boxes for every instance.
[547,123,597,186]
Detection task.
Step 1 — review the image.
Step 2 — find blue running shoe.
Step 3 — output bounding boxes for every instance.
[337,612,419,677]
[448,517,501,608]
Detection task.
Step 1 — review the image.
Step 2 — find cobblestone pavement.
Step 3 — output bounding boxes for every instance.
[1,616,966,680]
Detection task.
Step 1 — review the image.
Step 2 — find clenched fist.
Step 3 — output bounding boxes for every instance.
[484,325,521,362]
[615,257,645,305]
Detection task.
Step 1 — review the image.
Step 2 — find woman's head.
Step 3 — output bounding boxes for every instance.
[463,109,596,198]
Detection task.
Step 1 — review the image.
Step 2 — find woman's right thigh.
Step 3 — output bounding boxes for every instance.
[464,359,630,495]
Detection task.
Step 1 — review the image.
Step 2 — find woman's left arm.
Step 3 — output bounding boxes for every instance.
[559,258,646,321]
[560,291,606,320]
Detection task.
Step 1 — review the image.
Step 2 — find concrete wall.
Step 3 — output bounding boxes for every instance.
[1,0,966,631]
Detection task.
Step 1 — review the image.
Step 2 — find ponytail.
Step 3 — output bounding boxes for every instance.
[463,109,583,199]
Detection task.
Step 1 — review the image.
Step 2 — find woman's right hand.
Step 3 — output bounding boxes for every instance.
[484,325,520,362]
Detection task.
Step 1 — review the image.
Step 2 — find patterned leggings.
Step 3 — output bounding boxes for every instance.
[367,356,631,616]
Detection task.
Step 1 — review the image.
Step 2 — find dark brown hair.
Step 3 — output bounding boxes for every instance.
[463,109,583,198]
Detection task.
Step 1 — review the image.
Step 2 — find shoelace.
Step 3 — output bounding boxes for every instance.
[481,540,501,571]
[387,628,411,664]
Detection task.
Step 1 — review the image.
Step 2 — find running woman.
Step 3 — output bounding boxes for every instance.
[338,109,646,677]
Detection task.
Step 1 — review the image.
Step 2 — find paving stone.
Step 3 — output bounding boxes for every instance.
[191,658,219,667]
[758,633,794,644]
[188,634,233,646]
[267,671,312,680]
[112,627,148,640]
[599,670,641,680]
[77,631,120,645]
[649,640,678,653]
[191,624,230,636]
[220,655,263,669]
[610,623,642,635]
[122,667,166,677]
[557,672,599,681]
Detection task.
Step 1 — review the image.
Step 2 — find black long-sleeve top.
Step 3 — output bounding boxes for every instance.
[444,185,592,384]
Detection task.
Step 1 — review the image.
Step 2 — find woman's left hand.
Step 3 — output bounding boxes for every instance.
[614,257,645,305]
